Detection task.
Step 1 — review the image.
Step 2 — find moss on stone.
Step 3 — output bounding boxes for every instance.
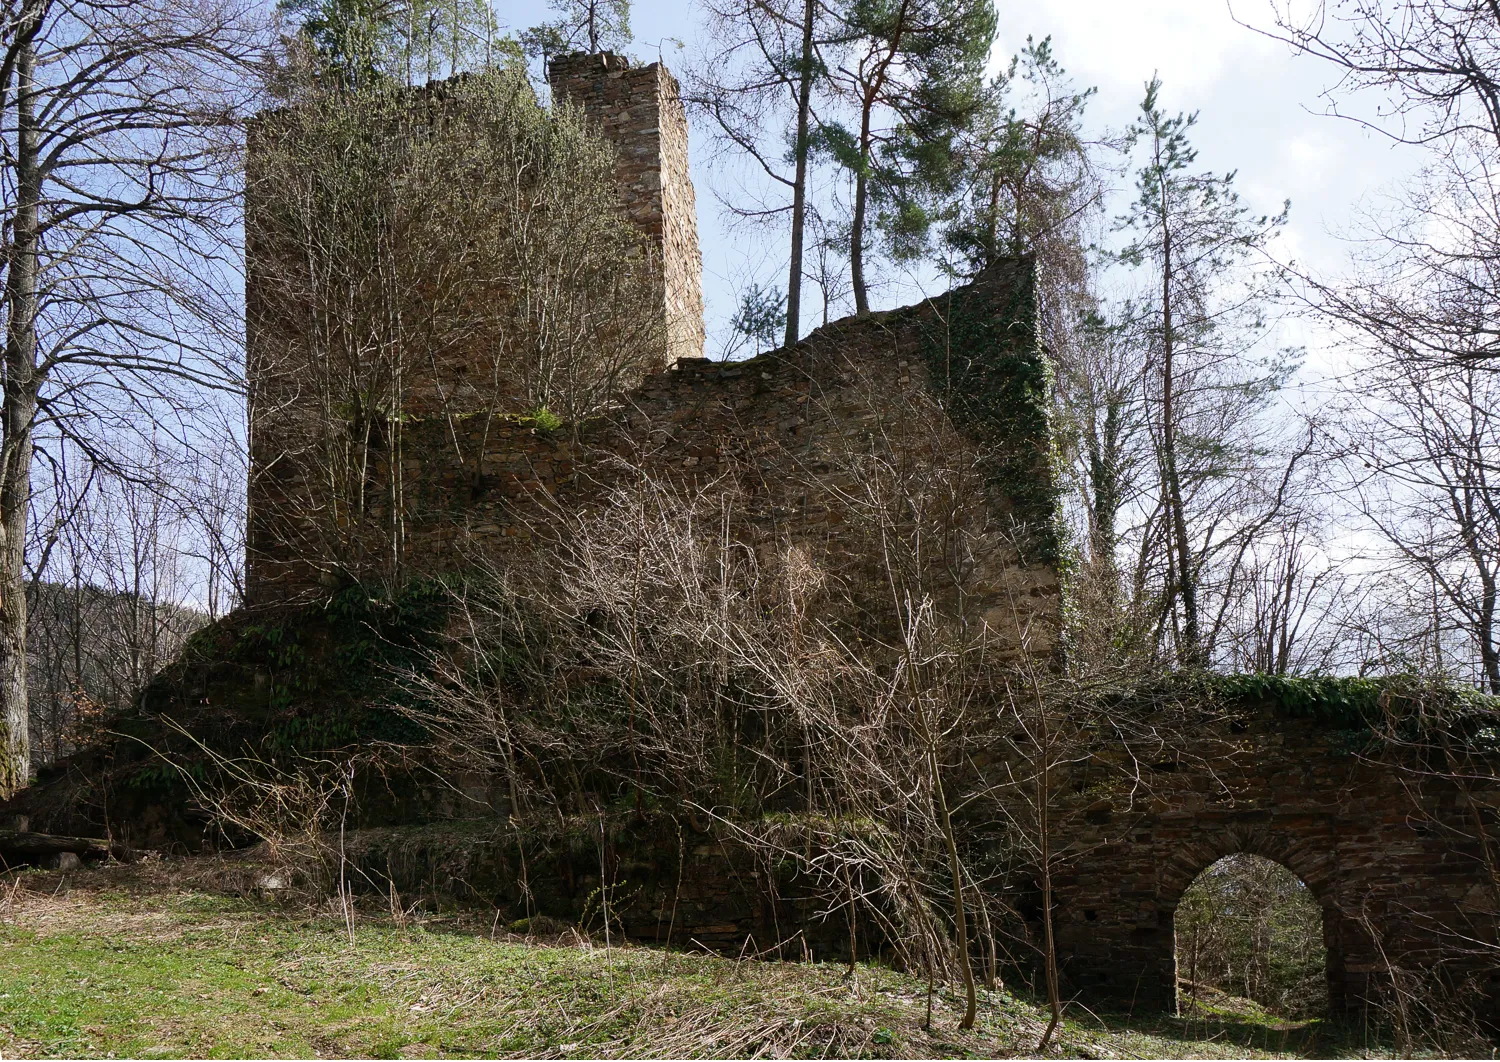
[916,258,1060,565]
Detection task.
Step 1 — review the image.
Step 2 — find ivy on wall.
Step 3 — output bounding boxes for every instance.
[916,257,1060,565]
[1147,671,1500,747]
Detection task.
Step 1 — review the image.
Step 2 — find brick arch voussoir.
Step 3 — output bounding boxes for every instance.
[1159,820,1339,910]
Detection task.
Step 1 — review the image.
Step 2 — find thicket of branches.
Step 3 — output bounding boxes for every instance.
[360,355,1223,1035]
[247,61,663,592]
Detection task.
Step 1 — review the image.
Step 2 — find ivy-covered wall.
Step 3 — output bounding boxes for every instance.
[247,257,1064,659]
[917,256,1059,565]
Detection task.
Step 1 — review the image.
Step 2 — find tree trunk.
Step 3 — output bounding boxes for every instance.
[846,6,907,318]
[1157,182,1200,666]
[0,24,41,798]
[850,98,873,316]
[1036,699,1062,1051]
[932,746,976,1029]
[1087,398,1123,603]
[784,0,814,348]
[1479,569,1500,692]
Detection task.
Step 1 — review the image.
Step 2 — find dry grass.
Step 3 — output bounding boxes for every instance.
[0,855,1366,1059]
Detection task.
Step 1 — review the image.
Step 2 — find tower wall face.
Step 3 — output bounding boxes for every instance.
[243,59,707,606]
[548,52,705,362]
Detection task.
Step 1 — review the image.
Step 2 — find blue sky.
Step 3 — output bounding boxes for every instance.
[491,0,1423,364]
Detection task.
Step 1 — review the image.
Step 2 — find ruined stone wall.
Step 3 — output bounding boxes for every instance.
[246,259,1062,656]
[349,817,879,961]
[548,52,705,364]
[245,57,706,607]
[1044,701,1500,1017]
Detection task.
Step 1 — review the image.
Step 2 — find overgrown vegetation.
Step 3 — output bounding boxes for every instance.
[248,62,665,589]
[0,861,1362,1060]
[919,261,1060,564]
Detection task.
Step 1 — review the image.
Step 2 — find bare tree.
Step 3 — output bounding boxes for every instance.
[0,0,265,796]
[1332,357,1500,690]
[1250,2,1500,364]
[1110,77,1295,669]
[24,440,214,768]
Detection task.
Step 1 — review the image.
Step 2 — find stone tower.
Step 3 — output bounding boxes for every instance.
[242,57,708,606]
[548,52,705,363]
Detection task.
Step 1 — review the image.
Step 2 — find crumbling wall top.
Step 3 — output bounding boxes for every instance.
[548,50,705,363]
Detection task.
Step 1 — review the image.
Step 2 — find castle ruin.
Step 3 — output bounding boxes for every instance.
[180,51,1500,1022]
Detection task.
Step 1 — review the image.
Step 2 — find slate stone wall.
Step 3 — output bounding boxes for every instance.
[245,258,1062,658]
[1045,703,1500,1017]
[225,54,1500,1025]
[245,53,706,608]
[349,817,877,961]
[548,51,705,365]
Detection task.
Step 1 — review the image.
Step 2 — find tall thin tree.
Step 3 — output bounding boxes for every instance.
[1114,78,1287,667]
[818,0,994,314]
[688,0,831,347]
[0,0,262,795]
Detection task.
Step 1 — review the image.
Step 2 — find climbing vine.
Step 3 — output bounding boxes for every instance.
[917,259,1061,565]
[1134,671,1500,747]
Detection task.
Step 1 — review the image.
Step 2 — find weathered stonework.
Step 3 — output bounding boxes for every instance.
[1046,701,1500,1017]
[223,53,1500,1028]
[548,52,705,365]
[348,817,879,960]
[245,57,707,610]
[247,255,1062,657]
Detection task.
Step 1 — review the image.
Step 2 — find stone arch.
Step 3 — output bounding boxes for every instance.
[1104,818,1358,1016]
[1157,822,1338,907]
[1166,840,1336,1016]
[1048,706,1499,1019]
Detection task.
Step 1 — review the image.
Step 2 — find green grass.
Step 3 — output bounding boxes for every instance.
[0,861,1387,1059]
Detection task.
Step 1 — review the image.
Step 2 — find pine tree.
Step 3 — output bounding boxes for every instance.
[688,0,833,348]
[818,0,995,314]
[942,36,1096,274]
[279,0,511,87]
[520,0,632,60]
[1114,78,1288,668]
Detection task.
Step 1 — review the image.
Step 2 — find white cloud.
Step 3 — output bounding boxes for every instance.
[993,0,1278,103]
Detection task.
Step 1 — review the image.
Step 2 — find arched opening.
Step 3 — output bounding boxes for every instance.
[1174,853,1329,1021]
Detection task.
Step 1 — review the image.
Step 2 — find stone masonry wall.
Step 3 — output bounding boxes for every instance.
[246,56,706,608]
[246,258,1062,657]
[1044,702,1500,1018]
[548,52,705,364]
[349,817,879,961]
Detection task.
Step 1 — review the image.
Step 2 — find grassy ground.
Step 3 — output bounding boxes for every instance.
[0,857,1378,1059]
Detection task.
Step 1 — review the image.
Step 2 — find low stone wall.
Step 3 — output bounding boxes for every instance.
[346,818,878,961]
[1045,699,1500,1018]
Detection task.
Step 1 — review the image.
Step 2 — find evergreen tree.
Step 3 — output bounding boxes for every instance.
[279,0,400,86]
[943,37,1096,274]
[818,0,995,314]
[279,0,510,87]
[726,282,787,357]
[1114,78,1288,668]
[520,0,631,60]
[688,0,834,348]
